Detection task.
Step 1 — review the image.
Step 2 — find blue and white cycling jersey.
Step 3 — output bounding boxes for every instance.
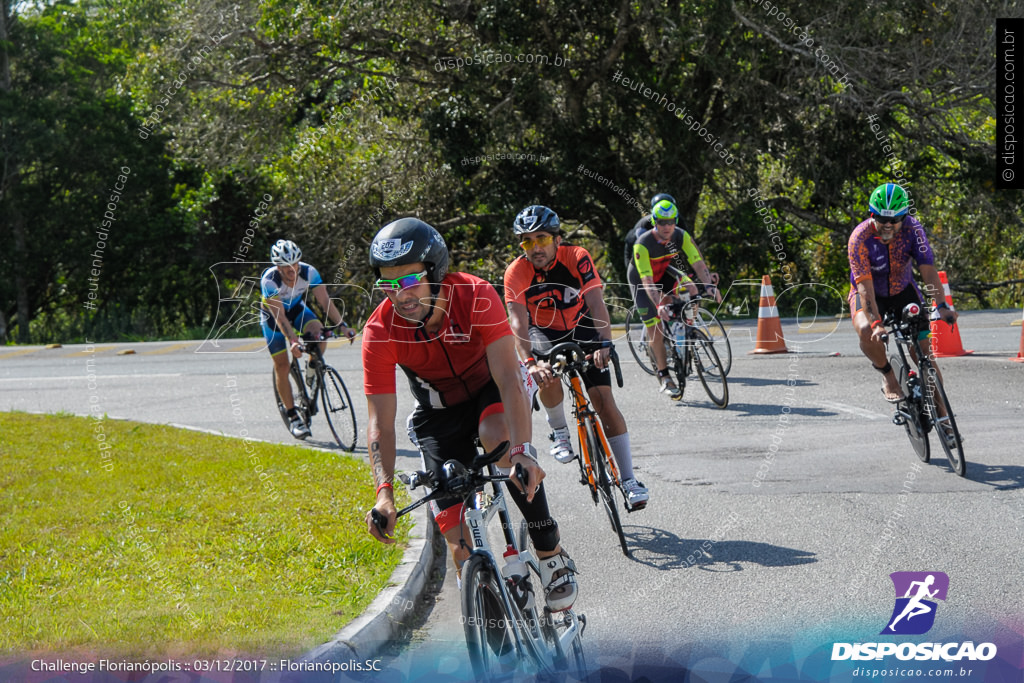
[260,263,323,311]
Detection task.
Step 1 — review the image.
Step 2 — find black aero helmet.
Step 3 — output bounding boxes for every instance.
[650,193,676,210]
[513,205,561,236]
[369,218,449,283]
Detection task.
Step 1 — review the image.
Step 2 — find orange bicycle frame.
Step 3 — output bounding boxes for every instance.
[567,373,621,489]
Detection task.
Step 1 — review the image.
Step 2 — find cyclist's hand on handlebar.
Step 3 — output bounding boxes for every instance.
[656,304,672,321]
[591,345,611,371]
[941,308,958,327]
[705,283,722,304]
[366,500,397,543]
[290,339,303,359]
[528,359,555,387]
[869,324,887,344]
[509,449,545,503]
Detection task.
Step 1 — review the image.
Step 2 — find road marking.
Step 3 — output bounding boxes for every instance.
[65,346,118,356]
[817,400,887,420]
[796,322,841,334]
[0,348,44,359]
[140,342,198,355]
[0,373,182,382]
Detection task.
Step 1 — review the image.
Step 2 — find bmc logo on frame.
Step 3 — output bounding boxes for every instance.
[832,572,998,662]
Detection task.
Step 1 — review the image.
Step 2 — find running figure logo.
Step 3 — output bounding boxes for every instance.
[881,571,949,635]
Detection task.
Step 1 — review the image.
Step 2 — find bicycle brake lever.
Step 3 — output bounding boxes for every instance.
[512,462,529,492]
[610,348,623,388]
[370,508,389,537]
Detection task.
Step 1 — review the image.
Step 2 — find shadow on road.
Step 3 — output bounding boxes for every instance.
[625,526,817,572]
[960,462,1024,490]
[725,376,816,388]
[725,403,838,418]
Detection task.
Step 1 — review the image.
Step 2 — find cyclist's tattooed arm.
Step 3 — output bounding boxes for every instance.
[366,393,398,541]
[369,440,392,488]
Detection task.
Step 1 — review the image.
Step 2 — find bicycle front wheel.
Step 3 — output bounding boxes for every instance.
[891,354,929,464]
[320,366,357,451]
[695,307,732,376]
[586,420,629,556]
[462,554,520,680]
[272,361,311,431]
[625,306,657,375]
[691,328,729,408]
[922,363,966,477]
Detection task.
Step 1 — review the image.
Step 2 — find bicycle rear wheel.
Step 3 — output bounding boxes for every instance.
[921,363,966,476]
[462,554,519,680]
[695,307,732,376]
[585,419,629,556]
[320,366,357,451]
[625,306,657,375]
[891,354,929,464]
[272,361,311,431]
[691,328,729,408]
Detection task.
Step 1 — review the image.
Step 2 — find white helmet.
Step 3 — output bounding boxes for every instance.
[270,239,302,265]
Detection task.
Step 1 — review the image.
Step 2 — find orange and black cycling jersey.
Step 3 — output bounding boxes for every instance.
[503,245,603,331]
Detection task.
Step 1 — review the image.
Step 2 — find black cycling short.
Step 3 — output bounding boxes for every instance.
[529,325,611,389]
[627,268,680,326]
[409,379,505,514]
[850,284,922,324]
[409,379,560,552]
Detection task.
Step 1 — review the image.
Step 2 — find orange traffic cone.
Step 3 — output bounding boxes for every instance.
[1013,309,1024,363]
[929,271,973,358]
[749,275,789,354]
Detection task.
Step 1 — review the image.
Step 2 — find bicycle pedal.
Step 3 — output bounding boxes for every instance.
[892,414,906,426]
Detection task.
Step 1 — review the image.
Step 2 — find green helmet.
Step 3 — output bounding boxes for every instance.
[651,199,678,223]
[869,183,910,218]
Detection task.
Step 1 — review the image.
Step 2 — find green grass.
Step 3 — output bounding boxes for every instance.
[0,412,409,657]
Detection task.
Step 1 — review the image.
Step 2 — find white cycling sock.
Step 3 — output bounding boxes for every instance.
[544,404,569,431]
[606,432,634,481]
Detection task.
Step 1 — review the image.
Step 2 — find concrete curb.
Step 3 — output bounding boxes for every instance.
[302,505,437,663]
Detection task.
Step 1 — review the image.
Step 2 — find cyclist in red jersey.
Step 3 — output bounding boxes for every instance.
[504,205,648,510]
[363,218,577,611]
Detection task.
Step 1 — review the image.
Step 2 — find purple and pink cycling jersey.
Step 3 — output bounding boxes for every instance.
[847,215,935,299]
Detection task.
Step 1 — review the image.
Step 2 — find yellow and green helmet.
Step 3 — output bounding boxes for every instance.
[869,183,910,218]
[651,199,679,225]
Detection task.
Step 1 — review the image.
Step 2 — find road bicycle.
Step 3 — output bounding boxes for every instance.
[626,283,733,377]
[627,295,729,408]
[545,340,633,557]
[882,302,966,476]
[272,325,357,450]
[371,443,586,681]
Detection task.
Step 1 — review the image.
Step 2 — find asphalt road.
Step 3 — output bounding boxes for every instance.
[3,309,1022,679]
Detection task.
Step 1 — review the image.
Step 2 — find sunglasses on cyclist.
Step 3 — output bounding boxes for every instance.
[655,219,676,227]
[873,215,904,225]
[520,233,555,250]
[374,270,428,292]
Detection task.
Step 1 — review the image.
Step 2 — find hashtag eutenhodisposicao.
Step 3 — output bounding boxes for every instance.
[611,70,735,165]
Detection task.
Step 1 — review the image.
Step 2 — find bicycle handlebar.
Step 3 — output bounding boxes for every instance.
[543,340,622,388]
[369,441,526,536]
